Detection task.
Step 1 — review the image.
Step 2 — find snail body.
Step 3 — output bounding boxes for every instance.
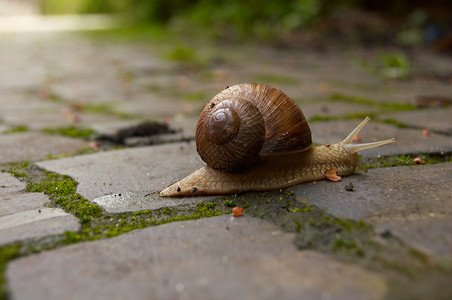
[160,83,397,197]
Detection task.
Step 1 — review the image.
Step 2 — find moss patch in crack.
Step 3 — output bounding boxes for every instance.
[0,243,21,299]
[0,162,228,297]
[251,73,299,85]
[327,93,416,111]
[42,126,95,139]
[182,91,208,102]
[217,190,452,299]
[302,93,420,126]
[308,112,377,123]
[360,152,452,169]
[82,103,137,120]
[2,125,28,134]
[2,163,224,243]
[2,162,452,299]
[34,86,137,120]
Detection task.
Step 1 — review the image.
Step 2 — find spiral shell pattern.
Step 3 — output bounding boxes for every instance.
[196,83,312,172]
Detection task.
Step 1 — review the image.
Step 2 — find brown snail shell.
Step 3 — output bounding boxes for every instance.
[195,83,312,172]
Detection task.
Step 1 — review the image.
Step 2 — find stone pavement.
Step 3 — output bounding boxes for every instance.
[0,30,452,299]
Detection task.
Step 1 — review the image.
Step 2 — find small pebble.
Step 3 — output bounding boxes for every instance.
[344,182,354,191]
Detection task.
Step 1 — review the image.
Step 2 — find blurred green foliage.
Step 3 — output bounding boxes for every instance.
[43,0,451,44]
[44,0,355,38]
[355,51,410,79]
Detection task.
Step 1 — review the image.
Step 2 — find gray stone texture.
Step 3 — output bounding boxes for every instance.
[0,207,80,245]
[37,143,216,213]
[0,132,88,163]
[1,29,452,300]
[382,107,452,135]
[292,163,452,259]
[6,216,386,300]
[0,172,80,245]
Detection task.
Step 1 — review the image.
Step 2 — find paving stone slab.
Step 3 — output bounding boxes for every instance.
[0,132,88,163]
[6,215,386,300]
[309,120,452,157]
[116,94,203,119]
[382,107,452,135]
[0,173,80,245]
[0,207,80,245]
[0,193,49,217]
[37,143,216,213]
[372,214,452,259]
[299,101,377,120]
[1,172,50,216]
[0,172,26,194]
[292,163,452,259]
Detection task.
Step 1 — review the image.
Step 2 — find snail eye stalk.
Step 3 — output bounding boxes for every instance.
[342,117,398,154]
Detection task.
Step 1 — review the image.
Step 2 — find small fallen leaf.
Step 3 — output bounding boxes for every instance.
[61,107,80,123]
[38,88,50,100]
[72,100,86,111]
[89,141,100,150]
[413,157,423,164]
[232,206,244,217]
[325,169,341,182]
[422,129,430,136]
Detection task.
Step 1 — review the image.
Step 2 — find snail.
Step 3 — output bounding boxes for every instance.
[160,83,397,197]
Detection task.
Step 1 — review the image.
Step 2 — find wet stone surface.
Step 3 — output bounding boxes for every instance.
[37,143,216,213]
[292,163,452,260]
[6,216,386,300]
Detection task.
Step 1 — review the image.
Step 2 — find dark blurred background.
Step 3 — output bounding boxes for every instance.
[31,0,452,51]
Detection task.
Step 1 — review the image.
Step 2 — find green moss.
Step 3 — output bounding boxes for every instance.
[4,161,30,179]
[355,51,410,80]
[27,172,77,195]
[409,248,430,264]
[2,125,28,134]
[82,103,136,119]
[26,171,102,223]
[333,218,370,232]
[361,153,452,169]
[328,93,416,112]
[2,162,451,299]
[42,126,95,139]
[377,118,410,128]
[164,45,197,63]
[219,189,452,299]
[223,200,237,207]
[32,86,137,120]
[251,73,299,85]
[3,161,225,245]
[0,243,21,299]
[302,92,420,126]
[182,91,207,102]
[289,204,312,213]
[81,24,176,44]
[331,234,358,251]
